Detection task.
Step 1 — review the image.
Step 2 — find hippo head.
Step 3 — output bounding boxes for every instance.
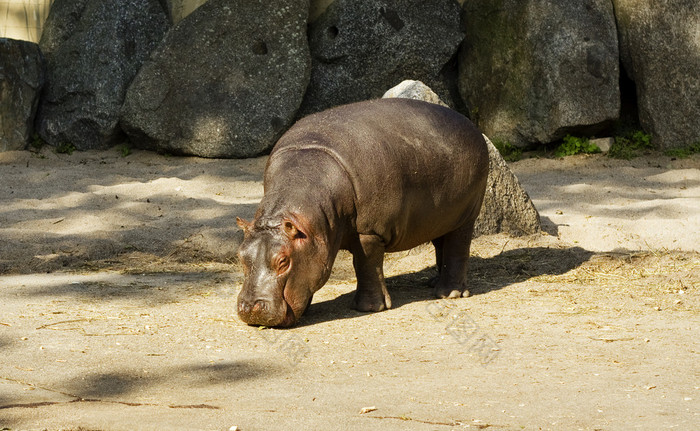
[236,216,329,327]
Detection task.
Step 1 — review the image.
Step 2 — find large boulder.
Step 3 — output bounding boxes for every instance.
[613,0,700,149]
[0,39,44,152]
[300,0,464,116]
[36,0,169,150]
[459,0,620,147]
[383,80,541,237]
[120,0,311,158]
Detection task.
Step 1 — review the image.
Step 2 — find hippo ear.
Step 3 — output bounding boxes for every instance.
[282,219,307,241]
[237,217,252,234]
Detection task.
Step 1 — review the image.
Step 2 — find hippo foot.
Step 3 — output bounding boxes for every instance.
[352,290,391,312]
[433,280,470,299]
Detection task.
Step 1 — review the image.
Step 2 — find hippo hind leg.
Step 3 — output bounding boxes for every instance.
[428,236,443,288]
[431,237,444,277]
[432,220,476,299]
[350,234,391,312]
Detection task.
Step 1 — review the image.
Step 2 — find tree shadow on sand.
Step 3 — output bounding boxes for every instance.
[299,245,594,327]
[0,360,283,411]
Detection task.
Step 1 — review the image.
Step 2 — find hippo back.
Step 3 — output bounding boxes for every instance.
[270,98,489,251]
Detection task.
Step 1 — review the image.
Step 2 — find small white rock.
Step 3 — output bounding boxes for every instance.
[382,80,448,107]
[590,137,614,153]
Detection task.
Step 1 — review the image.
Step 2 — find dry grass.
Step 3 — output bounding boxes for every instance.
[533,250,698,289]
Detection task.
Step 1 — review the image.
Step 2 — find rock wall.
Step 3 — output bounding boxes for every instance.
[35,0,169,150]
[1,0,698,154]
[299,0,464,117]
[613,0,700,149]
[0,38,44,151]
[120,0,311,158]
[459,0,620,147]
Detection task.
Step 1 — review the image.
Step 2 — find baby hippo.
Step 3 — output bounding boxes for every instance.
[236,98,489,327]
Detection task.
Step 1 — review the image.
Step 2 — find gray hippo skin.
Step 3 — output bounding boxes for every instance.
[236,98,489,327]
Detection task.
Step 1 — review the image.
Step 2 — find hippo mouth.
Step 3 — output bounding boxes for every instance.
[237,283,302,327]
[238,278,314,327]
[276,299,299,327]
[280,284,310,327]
[238,297,297,327]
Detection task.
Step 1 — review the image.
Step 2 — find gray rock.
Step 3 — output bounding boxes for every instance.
[156,0,174,23]
[36,0,169,150]
[613,0,700,149]
[120,0,311,158]
[382,80,541,237]
[300,0,463,116]
[0,39,44,152]
[475,135,541,237]
[38,0,89,54]
[459,0,619,147]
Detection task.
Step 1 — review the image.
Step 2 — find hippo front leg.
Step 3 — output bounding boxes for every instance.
[350,234,392,312]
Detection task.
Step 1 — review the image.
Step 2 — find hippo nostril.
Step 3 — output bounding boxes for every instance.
[239,300,253,314]
[239,299,270,315]
[252,300,267,313]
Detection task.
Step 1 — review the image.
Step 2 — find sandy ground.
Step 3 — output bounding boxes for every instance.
[0,147,698,430]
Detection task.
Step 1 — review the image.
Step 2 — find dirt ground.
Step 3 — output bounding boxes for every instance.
[0,147,698,430]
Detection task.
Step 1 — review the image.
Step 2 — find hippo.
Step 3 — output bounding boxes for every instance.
[236,98,489,327]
